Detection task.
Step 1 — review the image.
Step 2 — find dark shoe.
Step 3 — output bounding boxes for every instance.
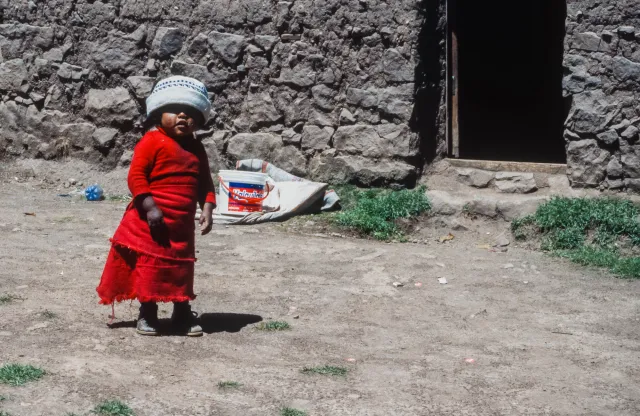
[136,302,159,336]
[171,302,203,337]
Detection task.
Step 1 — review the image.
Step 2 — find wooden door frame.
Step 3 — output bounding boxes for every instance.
[446,0,460,158]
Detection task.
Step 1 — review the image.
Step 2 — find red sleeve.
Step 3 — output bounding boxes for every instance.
[196,142,217,208]
[127,134,159,198]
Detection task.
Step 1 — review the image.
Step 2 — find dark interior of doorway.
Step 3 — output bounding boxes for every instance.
[452,0,567,163]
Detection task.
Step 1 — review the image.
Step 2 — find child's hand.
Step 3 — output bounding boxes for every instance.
[147,206,165,228]
[200,202,214,235]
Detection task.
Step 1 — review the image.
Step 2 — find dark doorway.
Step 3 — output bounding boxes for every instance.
[449,0,567,163]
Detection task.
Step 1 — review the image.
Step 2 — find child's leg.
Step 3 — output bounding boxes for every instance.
[136,302,159,336]
[171,301,203,337]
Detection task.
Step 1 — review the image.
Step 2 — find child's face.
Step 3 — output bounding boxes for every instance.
[159,105,202,139]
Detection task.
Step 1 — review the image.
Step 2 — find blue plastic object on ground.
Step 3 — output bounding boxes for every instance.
[85,184,104,201]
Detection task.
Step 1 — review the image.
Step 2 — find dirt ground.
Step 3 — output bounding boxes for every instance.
[1,167,640,416]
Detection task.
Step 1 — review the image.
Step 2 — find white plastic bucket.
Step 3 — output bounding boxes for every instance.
[217,170,269,215]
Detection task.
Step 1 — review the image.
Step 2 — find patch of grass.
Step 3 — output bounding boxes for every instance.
[281,408,307,416]
[301,365,348,376]
[0,411,12,416]
[333,185,430,240]
[0,364,45,386]
[54,216,74,223]
[512,197,640,278]
[218,381,241,389]
[257,321,291,331]
[42,310,57,319]
[0,295,22,305]
[106,195,133,202]
[92,400,134,416]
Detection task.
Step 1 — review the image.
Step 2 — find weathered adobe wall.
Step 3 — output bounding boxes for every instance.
[0,0,445,187]
[564,0,640,191]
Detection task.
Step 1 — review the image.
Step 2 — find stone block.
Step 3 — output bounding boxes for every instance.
[467,197,498,218]
[425,190,465,216]
[624,178,640,193]
[170,60,229,90]
[301,125,333,150]
[494,172,537,194]
[226,133,281,162]
[0,59,28,92]
[58,123,97,150]
[85,87,139,125]
[456,168,494,188]
[382,48,412,82]
[208,31,246,64]
[92,127,118,148]
[309,152,415,186]
[339,108,356,125]
[497,197,549,221]
[282,129,302,145]
[56,63,85,81]
[152,27,184,59]
[238,91,282,130]
[254,35,279,52]
[83,30,142,74]
[311,84,336,111]
[567,91,612,134]
[611,56,640,82]
[346,88,377,108]
[127,76,156,99]
[567,139,610,187]
[119,150,134,167]
[607,158,624,178]
[621,154,640,179]
[572,32,609,52]
[596,130,619,146]
[621,125,639,142]
[333,124,417,158]
[274,65,317,88]
[272,145,307,177]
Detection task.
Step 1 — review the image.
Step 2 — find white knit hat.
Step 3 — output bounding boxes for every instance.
[145,76,212,123]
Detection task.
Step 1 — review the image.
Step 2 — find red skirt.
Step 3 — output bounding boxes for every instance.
[97,180,199,304]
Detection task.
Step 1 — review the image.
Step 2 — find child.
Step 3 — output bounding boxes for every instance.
[97,76,216,337]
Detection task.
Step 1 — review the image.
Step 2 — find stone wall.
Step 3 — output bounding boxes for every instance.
[563,0,640,191]
[0,0,445,187]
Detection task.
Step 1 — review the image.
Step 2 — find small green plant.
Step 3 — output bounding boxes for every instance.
[42,310,57,319]
[106,195,133,202]
[0,295,22,305]
[257,321,291,331]
[218,380,241,389]
[54,216,74,223]
[301,365,348,376]
[0,364,45,386]
[333,185,430,240]
[0,411,12,416]
[0,395,6,401]
[281,408,307,416]
[92,400,134,416]
[512,197,640,278]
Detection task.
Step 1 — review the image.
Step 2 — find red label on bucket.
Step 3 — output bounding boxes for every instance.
[228,181,265,213]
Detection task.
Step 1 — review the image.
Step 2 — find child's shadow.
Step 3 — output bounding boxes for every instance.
[108,312,262,335]
[199,313,262,334]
